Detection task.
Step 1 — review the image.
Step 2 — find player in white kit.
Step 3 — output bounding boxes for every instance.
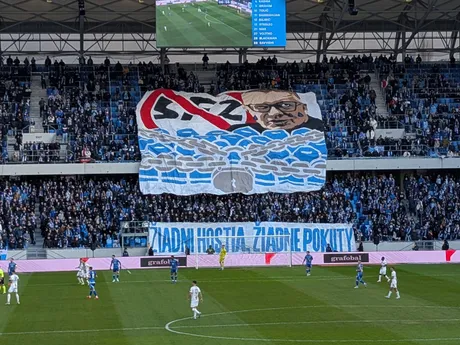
[6,271,20,305]
[377,256,390,282]
[76,258,89,285]
[385,267,400,299]
[189,280,203,319]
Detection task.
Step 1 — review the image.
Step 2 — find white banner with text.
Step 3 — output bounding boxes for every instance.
[148,222,355,255]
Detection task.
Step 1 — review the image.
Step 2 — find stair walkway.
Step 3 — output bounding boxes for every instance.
[369,77,390,120]
[29,74,47,133]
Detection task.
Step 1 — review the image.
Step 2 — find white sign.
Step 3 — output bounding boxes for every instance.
[148,222,355,255]
[22,133,57,144]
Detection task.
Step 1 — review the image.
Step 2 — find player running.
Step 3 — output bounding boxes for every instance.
[110,255,121,283]
[354,260,367,288]
[386,267,401,299]
[87,267,99,300]
[0,267,5,294]
[170,256,178,283]
[302,251,313,276]
[189,280,203,319]
[8,258,17,276]
[6,271,19,305]
[76,258,89,285]
[219,244,227,270]
[377,256,390,283]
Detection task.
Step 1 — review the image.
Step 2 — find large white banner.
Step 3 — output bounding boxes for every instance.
[136,89,326,195]
[148,222,355,255]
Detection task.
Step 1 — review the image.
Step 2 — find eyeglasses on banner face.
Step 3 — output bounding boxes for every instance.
[248,101,303,113]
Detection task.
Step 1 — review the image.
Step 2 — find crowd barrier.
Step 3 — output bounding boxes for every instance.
[0,250,458,273]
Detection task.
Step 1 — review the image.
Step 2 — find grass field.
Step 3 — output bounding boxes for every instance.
[156,2,252,47]
[1,264,460,345]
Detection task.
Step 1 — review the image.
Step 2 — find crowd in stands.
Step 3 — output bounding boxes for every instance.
[380,58,460,157]
[0,172,459,249]
[0,54,459,161]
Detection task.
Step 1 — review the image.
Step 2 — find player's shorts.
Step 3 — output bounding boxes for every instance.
[306,263,312,268]
[170,268,177,274]
[89,283,96,290]
[112,268,120,273]
[77,270,86,278]
[190,299,199,308]
[0,278,4,285]
[379,268,387,275]
[356,273,363,279]
[8,271,13,276]
[8,286,17,293]
[219,257,225,263]
[390,281,398,289]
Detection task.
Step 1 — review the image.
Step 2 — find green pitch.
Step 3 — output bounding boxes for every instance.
[1,264,460,345]
[156,2,252,47]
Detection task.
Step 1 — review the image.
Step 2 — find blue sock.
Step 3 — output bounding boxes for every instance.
[89,290,93,296]
[94,290,98,296]
[112,274,115,280]
[355,279,359,286]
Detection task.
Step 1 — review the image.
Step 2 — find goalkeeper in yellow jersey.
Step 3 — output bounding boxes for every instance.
[219,245,227,270]
[0,268,5,294]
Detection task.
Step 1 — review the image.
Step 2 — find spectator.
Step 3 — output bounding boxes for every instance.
[206,245,216,254]
[442,240,449,251]
[122,248,129,257]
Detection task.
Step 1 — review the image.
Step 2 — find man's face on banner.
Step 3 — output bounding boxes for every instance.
[242,91,308,130]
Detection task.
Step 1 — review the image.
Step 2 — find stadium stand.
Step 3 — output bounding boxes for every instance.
[0,57,459,249]
[0,171,458,250]
[4,55,459,162]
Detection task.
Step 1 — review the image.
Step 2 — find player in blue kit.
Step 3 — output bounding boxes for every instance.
[8,258,17,276]
[354,260,367,288]
[87,267,99,300]
[302,251,313,276]
[170,256,178,283]
[110,255,121,283]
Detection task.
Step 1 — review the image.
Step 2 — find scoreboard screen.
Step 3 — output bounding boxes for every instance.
[156,0,286,48]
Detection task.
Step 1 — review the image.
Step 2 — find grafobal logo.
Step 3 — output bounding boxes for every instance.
[323,253,369,264]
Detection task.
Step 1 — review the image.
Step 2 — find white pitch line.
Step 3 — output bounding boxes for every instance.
[165,305,460,343]
[202,13,250,38]
[22,273,460,287]
[0,326,165,336]
[2,305,459,337]
[172,318,460,329]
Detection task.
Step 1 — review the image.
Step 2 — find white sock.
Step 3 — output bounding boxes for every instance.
[387,291,392,297]
[396,291,400,298]
[7,294,10,304]
[15,294,19,303]
[192,308,197,318]
[196,309,201,314]
[385,276,389,280]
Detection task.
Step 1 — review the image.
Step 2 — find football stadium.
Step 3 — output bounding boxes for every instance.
[0,0,459,344]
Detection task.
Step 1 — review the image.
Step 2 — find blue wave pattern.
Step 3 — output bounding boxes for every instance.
[138,127,327,195]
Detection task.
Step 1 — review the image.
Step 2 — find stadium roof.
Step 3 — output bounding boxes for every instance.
[0,0,458,34]
[0,0,458,57]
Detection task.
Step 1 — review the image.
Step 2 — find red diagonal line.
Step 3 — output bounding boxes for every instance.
[139,89,235,130]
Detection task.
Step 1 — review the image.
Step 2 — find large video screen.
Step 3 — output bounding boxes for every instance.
[156,0,286,48]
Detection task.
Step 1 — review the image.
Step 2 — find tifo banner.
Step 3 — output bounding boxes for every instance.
[136,89,326,195]
[148,222,355,255]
